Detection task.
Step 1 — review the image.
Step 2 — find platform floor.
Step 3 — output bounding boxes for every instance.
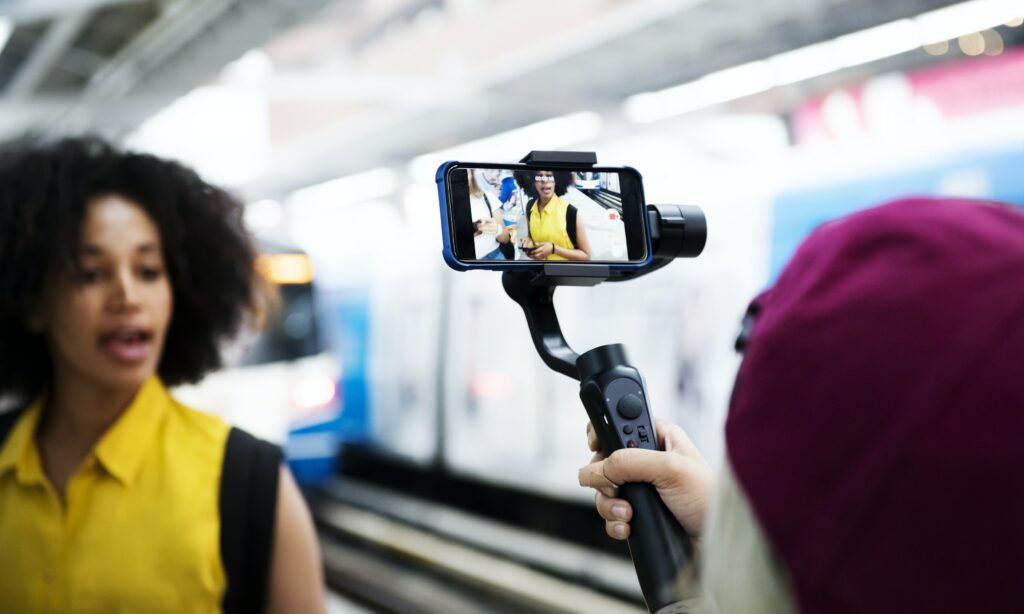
[327,591,373,613]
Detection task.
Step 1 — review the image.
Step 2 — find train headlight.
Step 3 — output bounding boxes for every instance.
[257,253,314,285]
[291,375,337,415]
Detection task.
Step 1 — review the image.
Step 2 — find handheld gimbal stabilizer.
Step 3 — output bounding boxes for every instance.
[503,151,707,613]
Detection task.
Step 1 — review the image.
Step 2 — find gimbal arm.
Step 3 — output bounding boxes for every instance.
[501,272,580,380]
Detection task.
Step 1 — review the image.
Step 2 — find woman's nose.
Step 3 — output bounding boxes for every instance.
[109,269,140,309]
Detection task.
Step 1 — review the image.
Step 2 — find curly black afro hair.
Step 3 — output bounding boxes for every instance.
[513,169,574,200]
[0,136,257,403]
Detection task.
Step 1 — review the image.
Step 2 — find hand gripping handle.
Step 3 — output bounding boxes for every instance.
[578,345,696,613]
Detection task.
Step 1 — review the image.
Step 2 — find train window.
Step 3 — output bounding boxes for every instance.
[241,282,323,366]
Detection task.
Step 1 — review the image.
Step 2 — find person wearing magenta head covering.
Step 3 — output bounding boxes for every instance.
[579,197,1024,613]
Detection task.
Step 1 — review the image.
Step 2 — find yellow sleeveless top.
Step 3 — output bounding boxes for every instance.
[528,195,574,261]
[0,376,230,613]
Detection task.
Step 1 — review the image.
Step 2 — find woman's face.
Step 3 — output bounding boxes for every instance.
[535,171,555,200]
[36,195,173,393]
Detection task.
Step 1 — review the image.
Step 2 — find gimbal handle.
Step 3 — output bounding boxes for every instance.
[502,275,697,612]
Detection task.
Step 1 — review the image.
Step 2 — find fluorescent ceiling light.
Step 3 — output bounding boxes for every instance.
[244,199,284,232]
[409,111,602,181]
[833,19,920,67]
[625,62,772,123]
[127,86,269,186]
[221,49,273,85]
[288,167,399,210]
[0,18,13,56]
[768,41,839,86]
[624,0,1024,123]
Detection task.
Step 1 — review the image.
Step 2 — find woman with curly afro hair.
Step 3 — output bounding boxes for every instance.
[0,137,325,613]
[512,169,591,261]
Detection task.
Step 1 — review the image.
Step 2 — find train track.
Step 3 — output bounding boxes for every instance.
[315,478,645,614]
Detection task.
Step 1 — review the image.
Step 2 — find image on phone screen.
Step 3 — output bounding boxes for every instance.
[446,165,647,264]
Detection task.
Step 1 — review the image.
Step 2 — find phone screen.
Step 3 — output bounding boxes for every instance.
[444,164,648,264]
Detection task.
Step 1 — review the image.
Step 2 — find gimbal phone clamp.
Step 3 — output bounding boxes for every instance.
[503,151,707,613]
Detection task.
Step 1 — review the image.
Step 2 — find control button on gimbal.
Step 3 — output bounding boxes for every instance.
[617,394,645,420]
[623,425,633,435]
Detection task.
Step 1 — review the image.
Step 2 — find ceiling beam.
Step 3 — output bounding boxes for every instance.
[0,0,137,24]
[4,11,90,98]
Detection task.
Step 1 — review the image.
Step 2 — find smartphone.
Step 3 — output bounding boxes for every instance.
[438,161,652,270]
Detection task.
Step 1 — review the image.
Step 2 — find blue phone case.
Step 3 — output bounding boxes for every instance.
[436,160,654,272]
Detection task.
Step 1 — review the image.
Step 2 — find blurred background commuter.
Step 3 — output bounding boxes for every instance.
[469,168,512,260]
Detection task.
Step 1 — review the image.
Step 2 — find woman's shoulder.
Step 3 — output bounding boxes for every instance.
[163,393,232,452]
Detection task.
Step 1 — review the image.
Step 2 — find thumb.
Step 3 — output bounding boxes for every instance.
[602,448,687,491]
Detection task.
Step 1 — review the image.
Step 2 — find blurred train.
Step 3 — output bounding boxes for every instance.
[173,243,343,483]
[170,137,1024,503]
[176,51,1024,499]
[335,156,1024,491]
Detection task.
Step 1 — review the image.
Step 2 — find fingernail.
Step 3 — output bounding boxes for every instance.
[613,523,627,538]
[611,504,627,520]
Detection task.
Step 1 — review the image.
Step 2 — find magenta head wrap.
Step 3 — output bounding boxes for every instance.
[726,197,1024,612]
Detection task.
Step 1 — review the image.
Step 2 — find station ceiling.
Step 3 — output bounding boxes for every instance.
[0,0,996,197]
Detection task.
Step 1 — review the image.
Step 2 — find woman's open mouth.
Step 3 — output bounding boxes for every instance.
[98,328,154,364]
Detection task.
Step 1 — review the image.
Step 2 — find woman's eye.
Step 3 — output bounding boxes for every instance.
[139,266,164,281]
[76,269,100,284]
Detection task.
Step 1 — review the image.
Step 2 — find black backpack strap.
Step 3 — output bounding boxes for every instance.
[566,204,578,249]
[220,427,283,614]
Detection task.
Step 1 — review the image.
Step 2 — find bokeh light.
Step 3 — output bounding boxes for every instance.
[959,31,986,55]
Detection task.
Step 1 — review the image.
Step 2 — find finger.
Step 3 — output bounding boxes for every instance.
[586,423,601,452]
[577,459,620,490]
[653,418,700,456]
[601,447,688,490]
[606,520,631,540]
[587,452,613,496]
[595,491,632,523]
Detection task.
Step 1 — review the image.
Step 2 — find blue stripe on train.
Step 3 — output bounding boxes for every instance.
[287,288,372,485]
[771,145,1024,282]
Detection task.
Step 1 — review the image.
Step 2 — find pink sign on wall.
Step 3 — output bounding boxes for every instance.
[793,48,1024,144]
